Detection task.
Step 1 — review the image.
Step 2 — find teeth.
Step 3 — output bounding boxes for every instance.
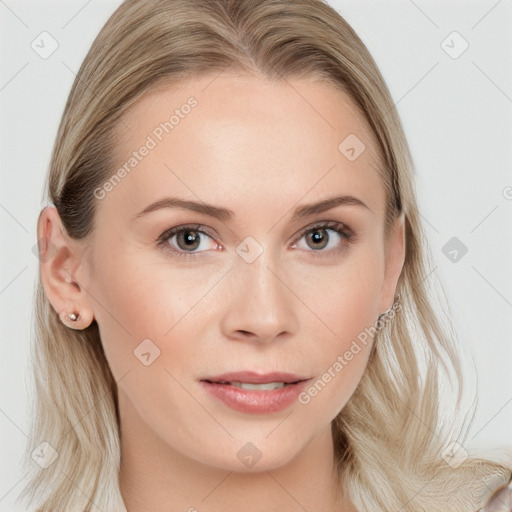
[231,381,287,390]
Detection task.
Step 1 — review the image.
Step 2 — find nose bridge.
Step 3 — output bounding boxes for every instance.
[221,244,297,341]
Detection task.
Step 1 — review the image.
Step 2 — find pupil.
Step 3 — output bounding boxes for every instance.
[309,229,328,250]
[179,231,200,250]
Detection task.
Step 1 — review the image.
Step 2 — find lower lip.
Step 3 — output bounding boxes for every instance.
[200,380,309,414]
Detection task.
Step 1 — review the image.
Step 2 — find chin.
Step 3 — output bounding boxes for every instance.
[186,428,316,474]
[202,449,300,474]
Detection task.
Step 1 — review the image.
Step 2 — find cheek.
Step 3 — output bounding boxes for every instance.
[295,249,384,416]
[88,243,222,381]
[298,245,384,339]
[327,252,384,361]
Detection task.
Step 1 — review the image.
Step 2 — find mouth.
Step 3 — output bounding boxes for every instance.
[202,371,308,387]
[199,372,311,414]
[212,381,295,390]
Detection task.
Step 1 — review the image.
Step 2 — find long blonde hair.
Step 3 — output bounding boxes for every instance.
[21,1,511,510]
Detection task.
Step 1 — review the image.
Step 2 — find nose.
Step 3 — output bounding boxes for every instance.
[219,249,298,343]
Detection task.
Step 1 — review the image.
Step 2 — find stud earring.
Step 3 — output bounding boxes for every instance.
[60,310,81,328]
[69,312,80,322]
[59,309,94,330]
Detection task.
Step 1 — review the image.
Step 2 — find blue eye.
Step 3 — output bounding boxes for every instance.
[157,221,353,259]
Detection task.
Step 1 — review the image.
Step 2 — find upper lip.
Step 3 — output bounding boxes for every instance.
[202,371,309,384]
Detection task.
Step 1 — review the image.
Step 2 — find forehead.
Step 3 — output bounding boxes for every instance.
[103,73,384,222]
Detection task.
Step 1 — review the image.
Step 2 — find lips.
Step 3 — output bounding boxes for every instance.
[200,371,311,414]
[203,371,307,385]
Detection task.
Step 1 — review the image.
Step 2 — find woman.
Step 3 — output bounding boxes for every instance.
[21,0,511,510]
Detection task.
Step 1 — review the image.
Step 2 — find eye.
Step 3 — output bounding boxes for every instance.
[157,221,353,259]
[291,221,353,254]
[157,224,220,258]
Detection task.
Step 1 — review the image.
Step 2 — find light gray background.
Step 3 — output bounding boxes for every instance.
[1,1,511,510]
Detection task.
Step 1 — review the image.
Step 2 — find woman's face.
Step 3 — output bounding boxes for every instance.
[42,73,404,472]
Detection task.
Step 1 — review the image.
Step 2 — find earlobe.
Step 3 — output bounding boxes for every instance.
[37,206,95,330]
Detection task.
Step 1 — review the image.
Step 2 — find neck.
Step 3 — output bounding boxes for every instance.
[118,390,354,512]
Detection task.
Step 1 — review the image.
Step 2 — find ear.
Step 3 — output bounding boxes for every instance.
[36,205,95,330]
[379,212,405,314]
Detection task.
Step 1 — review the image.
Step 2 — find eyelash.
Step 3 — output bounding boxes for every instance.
[156,221,354,260]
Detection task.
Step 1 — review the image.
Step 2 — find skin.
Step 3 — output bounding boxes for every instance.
[38,73,405,512]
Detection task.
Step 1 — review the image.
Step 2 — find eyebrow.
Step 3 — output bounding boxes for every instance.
[133,194,372,222]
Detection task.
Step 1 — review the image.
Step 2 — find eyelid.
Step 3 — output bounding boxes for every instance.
[292,220,353,242]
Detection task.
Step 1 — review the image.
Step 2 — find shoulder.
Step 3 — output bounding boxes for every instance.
[482,482,512,511]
